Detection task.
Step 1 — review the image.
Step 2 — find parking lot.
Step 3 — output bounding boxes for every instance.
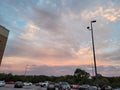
[0,84,45,90]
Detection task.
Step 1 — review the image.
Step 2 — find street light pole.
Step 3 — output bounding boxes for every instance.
[87,20,98,89]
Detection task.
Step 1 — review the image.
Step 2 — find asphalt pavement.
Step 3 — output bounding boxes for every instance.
[0,84,44,90]
[0,84,77,90]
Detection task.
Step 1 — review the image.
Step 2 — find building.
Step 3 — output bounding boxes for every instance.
[0,25,9,65]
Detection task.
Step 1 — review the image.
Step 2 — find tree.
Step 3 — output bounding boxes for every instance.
[92,74,110,87]
[74,68,90,84]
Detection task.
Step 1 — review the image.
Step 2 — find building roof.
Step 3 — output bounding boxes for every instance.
[0,25,9,38]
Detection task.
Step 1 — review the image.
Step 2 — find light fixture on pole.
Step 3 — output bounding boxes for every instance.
[87,20,98,88]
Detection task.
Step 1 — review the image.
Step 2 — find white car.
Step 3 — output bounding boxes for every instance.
[41,81,51,87]
[23,82,32,86]
[0,81,5,87]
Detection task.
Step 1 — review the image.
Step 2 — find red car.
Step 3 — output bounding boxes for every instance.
[7,81,15,84]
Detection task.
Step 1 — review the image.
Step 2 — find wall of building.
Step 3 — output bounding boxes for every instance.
[0,25,9,65]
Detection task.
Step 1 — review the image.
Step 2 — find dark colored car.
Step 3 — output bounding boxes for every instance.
[47,82,55,90]
[14,81,23,88]
[59,82,71,90]
[55,83,59,88]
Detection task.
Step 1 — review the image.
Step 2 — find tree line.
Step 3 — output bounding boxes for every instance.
[0,68,120,88]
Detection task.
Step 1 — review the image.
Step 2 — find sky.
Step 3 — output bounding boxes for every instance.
[0,0,120,77]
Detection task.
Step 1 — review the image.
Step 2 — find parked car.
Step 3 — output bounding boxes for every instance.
[105,86,112,90]
[55,83,59,88]
[59,82,71,90]
[72,84,80,89]
[35,82,41,86]
[89,86,97,90]
[23,82,32,86]
[114,87,120,90]
[47,82,55,90]
[0,81,5,87]
[6,81,15,84]
[14,81,24,88]
[79,84,90,90]
[41,81,51,87]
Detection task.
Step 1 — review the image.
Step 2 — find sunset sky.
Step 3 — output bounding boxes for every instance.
[0,0,120,76]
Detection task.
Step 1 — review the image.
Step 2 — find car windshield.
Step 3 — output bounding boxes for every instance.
[49,82,54,84]
[16,81,22,84]
[61,82,68,85]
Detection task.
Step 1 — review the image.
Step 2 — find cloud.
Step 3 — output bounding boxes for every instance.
[5,37,76,60]
[98,65,120,76]
[81,7,120,22]
[19,23,39,41]
[102,7,120,22]
[3,0,119,62]
[0,0,120,76]
[3,0,119,59]
[28,6,63,33]
[1,64,120,76]
[98,47,120,61]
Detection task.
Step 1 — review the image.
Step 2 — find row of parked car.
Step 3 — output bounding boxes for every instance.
[36,81,113,90]
[14,81,33,88]
[36,81,71,90]
[0,80,113,90]
[0,80,33,88]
